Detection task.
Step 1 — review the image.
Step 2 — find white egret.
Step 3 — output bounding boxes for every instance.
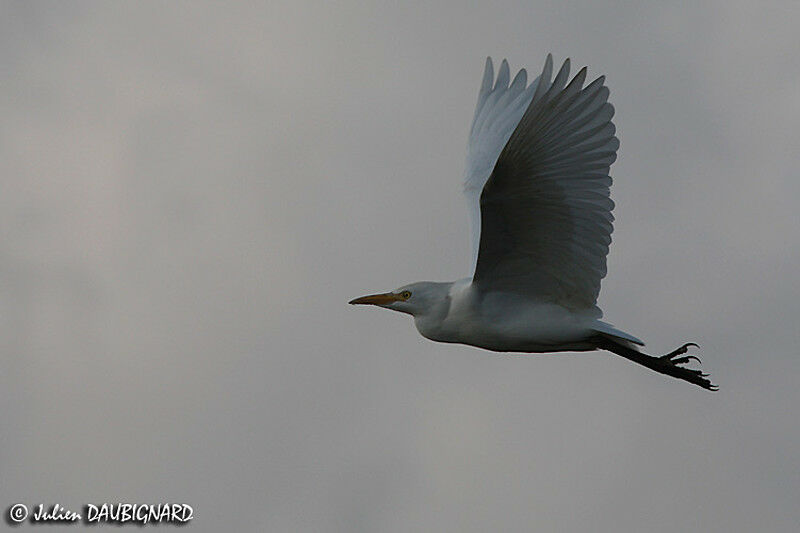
[350,55,716,390]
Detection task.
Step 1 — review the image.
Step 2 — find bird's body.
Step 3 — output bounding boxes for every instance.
[411,278,618,353]
[351,54,716,390]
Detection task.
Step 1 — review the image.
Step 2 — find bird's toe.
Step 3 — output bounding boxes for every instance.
[671,355,702,366]
[661,342,700,360]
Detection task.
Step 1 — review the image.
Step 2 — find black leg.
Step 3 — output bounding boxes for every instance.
[594,337,717,391]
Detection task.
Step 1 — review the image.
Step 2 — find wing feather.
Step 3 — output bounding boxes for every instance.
[464,57,548,272]
[469,56,618,315]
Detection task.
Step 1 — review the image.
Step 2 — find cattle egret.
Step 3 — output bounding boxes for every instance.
[350,55,716,391]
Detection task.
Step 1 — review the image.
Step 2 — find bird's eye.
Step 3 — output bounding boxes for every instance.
[400,291,412,300]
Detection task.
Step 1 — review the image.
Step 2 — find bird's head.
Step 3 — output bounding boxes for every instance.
[349,282,451,317]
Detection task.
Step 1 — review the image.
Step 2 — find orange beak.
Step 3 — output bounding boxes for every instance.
[349,292,403,306]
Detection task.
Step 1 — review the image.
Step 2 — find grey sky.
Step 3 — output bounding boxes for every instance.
[1,1,798,531]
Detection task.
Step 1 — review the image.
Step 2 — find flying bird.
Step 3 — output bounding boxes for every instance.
[350,55,716,391]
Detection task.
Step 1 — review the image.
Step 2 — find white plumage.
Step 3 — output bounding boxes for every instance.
[351,55,716,390]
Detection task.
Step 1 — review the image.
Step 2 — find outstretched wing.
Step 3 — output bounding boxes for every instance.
[470,55,617,314]
[464,57,545,274]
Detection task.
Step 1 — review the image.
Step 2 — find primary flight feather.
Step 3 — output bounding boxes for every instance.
[350,54,716,391]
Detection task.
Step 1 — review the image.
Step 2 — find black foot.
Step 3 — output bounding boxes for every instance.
[655,342,717,391]
[595,336,718,391]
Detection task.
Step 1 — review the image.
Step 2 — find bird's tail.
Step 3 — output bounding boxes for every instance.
[592,321,645,347]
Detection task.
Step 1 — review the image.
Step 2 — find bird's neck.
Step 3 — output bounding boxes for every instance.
[413,280,469,343]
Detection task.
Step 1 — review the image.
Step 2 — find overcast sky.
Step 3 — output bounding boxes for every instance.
[1,1,798,531]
